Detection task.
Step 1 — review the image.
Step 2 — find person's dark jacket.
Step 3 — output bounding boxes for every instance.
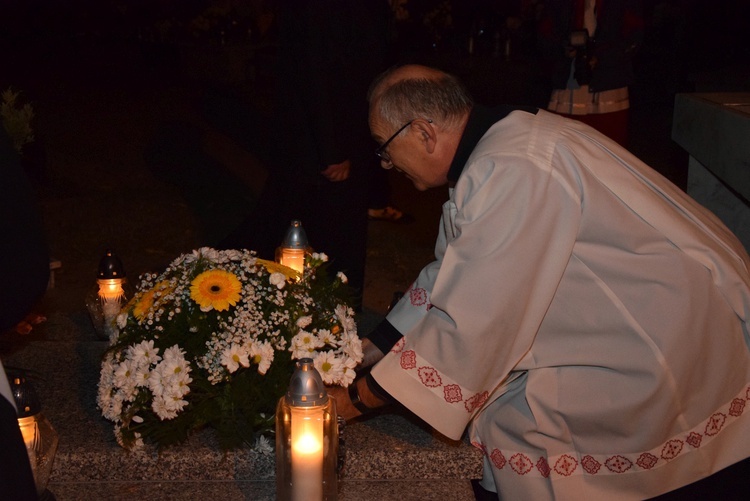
[0,128,49,332]
[537,0,644,93]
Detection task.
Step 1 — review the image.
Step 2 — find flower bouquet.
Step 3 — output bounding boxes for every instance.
[97,248,361,451]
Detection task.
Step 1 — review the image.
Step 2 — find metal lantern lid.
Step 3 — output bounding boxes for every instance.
[285,358,328,407]
[280,220,309,250]
[9,372,42,418]
[97,249,126,279]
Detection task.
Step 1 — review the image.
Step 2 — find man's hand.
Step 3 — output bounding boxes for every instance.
[327,384,361,421]
[328,376,387,421]
[321,159,351,182]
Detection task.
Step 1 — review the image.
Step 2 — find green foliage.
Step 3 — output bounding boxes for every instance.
[98,248,361,451]
[1,88,34,153]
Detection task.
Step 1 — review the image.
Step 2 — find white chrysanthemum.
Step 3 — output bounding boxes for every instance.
[130,340,161,366]
[110,393,124,418]
[317,329,338,347]
[218,249,243,263]
[269,272,286,290]
[99,357,116,385]
[198,247,219,262]
[132,432,144,449]
[312,252,328,262]
[296,315,313,328]
[152,396,178,420]
[159,357,189,379]
[336,271,348,284]
[163,345,186,363]
[148,369,166,397]
[163,388,189,413]
[313,351,343,385]
[255,435,274,455]
[249,340,274,375]
[114,359,138,396]
[341,332,363,363]
[291,331,324,359]
[221,343,250,373]
[338,357,358,386]
[134,366,152,388]
[173,372,192,394]
[335,304,357,335]
[116,312,128,329]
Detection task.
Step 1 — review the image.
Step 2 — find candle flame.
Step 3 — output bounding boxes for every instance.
[98,278,125,303]
[293,432,322,454]
[279,248,306,274]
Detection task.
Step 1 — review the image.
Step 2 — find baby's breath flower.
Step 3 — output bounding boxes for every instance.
[98,247,361,451]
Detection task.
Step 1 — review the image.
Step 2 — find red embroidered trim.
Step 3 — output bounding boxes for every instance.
[400,350,417,370]
[479,384,750,479]
[730,398,745,416]
[705,412,726,436]
[391,337,406,353]
[661,440,683,461]
[397,345,489,414]
[444,384,463,403]
[510,453,533,475]
[686,432,702,448]
[465,391,489,413]
[637,453,658,470]
[418,366,442,387]
[536,457,551,478]
[554,455,578,476]
[581,455,601,474]
[490,449,506,469]
[605,455,632,473]
[409,287,428,307]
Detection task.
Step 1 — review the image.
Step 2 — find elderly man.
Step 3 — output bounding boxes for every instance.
[330,64,750,499]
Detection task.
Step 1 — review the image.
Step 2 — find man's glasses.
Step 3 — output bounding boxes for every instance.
[375,119,432,163]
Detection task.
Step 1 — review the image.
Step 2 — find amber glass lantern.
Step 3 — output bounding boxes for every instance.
[11,372,58,499]
[275,220,311,275]
[85,249,133,341]
[276,358,338,501]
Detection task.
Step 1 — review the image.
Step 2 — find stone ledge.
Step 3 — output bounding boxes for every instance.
[48,479,477,500]
[2,312,482,490]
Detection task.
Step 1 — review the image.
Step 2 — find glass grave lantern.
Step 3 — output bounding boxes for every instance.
[11,372,58,499]
[275,220,311,275]
[85,249,133,341]
[276,358,338,501]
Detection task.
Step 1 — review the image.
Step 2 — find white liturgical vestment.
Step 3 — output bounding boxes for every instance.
[370,108,750,499]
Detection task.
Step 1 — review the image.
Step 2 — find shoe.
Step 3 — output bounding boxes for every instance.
[368,206,407,222]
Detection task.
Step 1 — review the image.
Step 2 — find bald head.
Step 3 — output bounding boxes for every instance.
[368,64,474,132]
[368,64,446,102]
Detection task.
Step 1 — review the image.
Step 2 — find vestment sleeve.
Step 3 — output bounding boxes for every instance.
[371,147,583,439]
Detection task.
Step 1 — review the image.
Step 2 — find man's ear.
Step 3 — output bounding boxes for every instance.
[413,119,437,154]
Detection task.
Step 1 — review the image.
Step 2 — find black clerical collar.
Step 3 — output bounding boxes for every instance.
[447,105,538,184]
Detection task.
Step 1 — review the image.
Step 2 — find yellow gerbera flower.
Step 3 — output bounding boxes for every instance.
[256,258,299,280]
[190,269,242,312]
[133,281,173,320]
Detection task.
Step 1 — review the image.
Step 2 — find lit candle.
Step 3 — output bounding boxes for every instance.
[279,248,306,275]
[98,278,125,339]
[17,415,37,469]
[98,278,124,302]
[290,407,324,501]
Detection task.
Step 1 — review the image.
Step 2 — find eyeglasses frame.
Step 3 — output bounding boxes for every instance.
[374,119,432,163]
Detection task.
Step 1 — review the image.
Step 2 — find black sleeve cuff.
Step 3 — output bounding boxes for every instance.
[365,319,403,354]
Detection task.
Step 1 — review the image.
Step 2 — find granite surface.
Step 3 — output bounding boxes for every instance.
[2,307,482,500]
[48,479,477,501]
